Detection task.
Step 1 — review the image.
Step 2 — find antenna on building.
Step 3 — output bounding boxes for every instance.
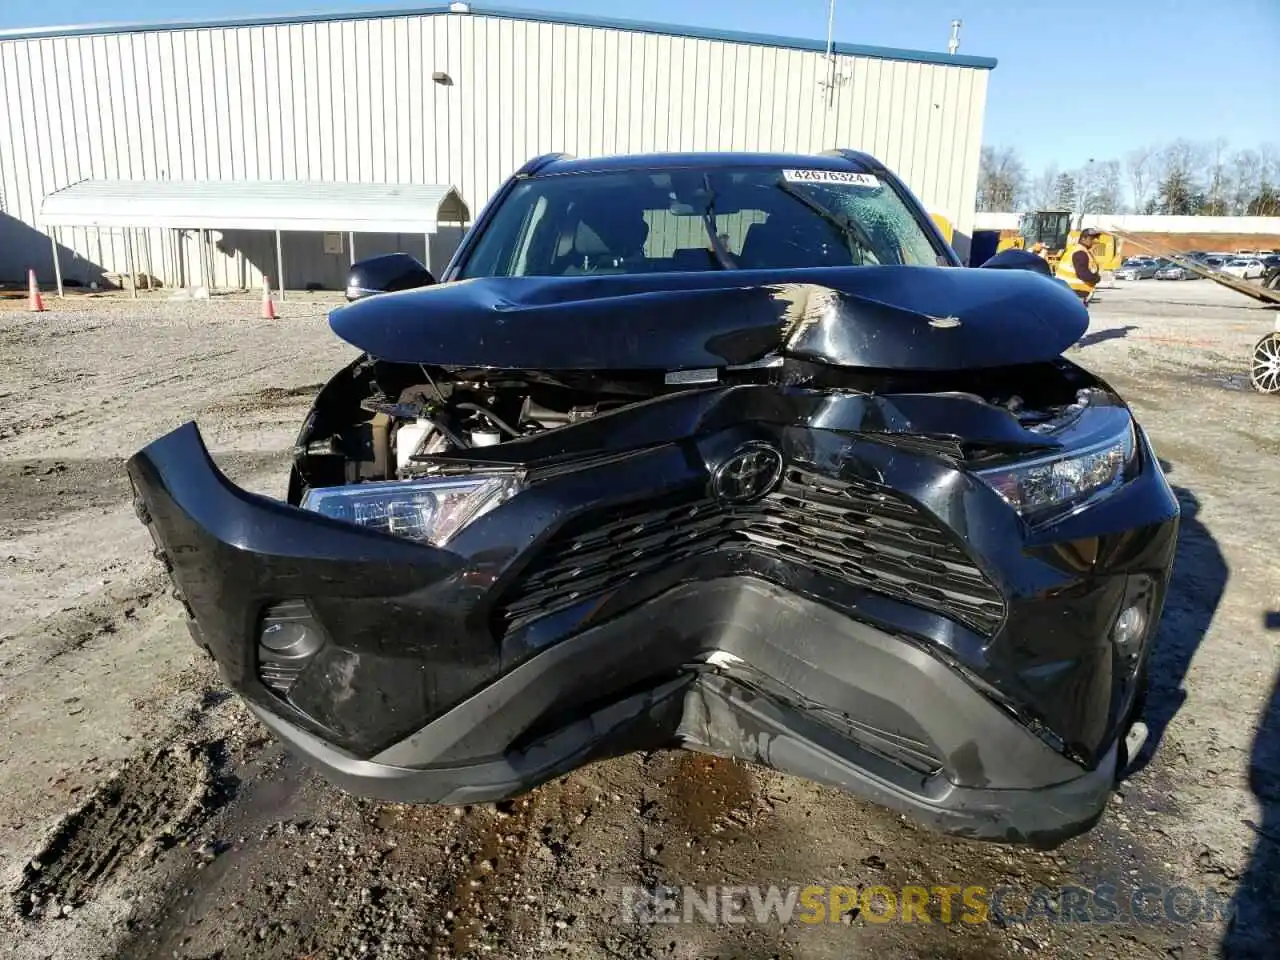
[818,0,849,107]
[825,0,837,61]
[948,19,962,55]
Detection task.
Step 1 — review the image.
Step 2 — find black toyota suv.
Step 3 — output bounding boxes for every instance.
[129,150,1179,846]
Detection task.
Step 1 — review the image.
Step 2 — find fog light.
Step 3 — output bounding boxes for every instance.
[258,599,325,696]
[1112,604,1147,652]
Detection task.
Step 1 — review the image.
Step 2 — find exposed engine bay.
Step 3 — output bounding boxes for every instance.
[289,353,1120,500]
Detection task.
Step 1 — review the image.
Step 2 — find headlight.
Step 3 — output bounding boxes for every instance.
[976,420,1137,519]
[300,475,521,546]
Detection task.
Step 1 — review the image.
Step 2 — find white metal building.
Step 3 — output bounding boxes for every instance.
[0,4,996,291]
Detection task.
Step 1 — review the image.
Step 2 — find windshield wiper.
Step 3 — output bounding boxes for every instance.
[774,179,875,264]
[701,174,738,270]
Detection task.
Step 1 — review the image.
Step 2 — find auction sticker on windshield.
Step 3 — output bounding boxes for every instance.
[782,169,881,187]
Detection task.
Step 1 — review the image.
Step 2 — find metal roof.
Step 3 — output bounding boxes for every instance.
[40,179,470,232]
[0,4,998,70]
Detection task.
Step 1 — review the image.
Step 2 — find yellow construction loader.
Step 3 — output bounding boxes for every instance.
[996,211,1123,271]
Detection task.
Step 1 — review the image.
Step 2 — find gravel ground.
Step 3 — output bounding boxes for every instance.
[0,279,1276,960]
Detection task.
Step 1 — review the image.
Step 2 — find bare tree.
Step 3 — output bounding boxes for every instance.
[1154,140,1208,215]
[1081,159,1123,213]
[1027,163,1060,210]
[1230,148,1263,214]
[1157,139,1207,184]
[1260,142,1280,183]
[1125,147,1154,213]
[977,145,1028,211]
[1252,142,1280,216]
[992,140,1278,217]
[1204,137,1230,214]
[1075,161,1100,213]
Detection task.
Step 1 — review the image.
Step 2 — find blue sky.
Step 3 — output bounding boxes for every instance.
[3,0,1276,175]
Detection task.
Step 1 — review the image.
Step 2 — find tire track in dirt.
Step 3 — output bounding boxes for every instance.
[13,741,221,920]
[112,744,530,960]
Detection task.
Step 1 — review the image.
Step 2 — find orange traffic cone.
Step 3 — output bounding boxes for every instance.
[260,276,277,320]
[27,269,46,312]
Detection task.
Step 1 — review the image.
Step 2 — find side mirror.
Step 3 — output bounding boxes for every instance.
[978,248,1055,278]
[345,253,435,301]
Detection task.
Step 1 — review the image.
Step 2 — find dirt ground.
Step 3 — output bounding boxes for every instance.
[0,278,1276,960]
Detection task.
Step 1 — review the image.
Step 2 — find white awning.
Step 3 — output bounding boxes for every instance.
[40,179,470,232]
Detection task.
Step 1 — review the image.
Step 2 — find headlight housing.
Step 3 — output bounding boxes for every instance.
[300,475,522,546]
[976,418,1137,520]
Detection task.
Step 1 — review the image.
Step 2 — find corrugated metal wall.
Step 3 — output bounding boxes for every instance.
[0,11,989,288]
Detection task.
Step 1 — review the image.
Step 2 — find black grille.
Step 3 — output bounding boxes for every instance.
[496,468,1005,636]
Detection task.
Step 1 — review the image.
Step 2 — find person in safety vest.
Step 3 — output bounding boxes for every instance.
[1056,227,1103,303]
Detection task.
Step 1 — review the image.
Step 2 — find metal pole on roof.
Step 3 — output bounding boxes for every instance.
[50,228,64,298]
[824,0,837,107]
[275,230,285,302]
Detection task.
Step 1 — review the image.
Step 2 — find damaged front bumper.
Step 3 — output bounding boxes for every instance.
[128,400,1179,846]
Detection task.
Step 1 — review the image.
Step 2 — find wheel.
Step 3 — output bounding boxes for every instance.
[1251,332,1280,394]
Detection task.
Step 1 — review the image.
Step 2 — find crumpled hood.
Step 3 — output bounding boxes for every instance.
[329,265,1088,371]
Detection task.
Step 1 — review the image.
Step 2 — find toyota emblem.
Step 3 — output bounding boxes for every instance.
[711,442,784,504]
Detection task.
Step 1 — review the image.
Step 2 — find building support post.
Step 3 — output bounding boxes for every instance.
[143,230,155,291]
[275,230,285,301]
[198,229,208,293]
[50,228,64,298]
[125,229,138,299]
[205,232,216,295]
[349,231,355,265]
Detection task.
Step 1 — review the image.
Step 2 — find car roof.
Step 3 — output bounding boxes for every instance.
[527,150,882,177]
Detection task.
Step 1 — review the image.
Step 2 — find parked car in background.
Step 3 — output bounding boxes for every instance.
[1221,258,1265,280]
[1156,263,1199,280]
[1115,258,1159,280]
[128,149,1177,848]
